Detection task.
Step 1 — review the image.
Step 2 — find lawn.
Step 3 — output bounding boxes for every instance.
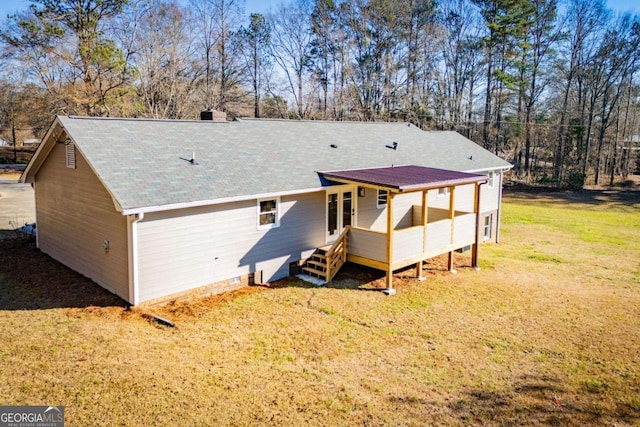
[0,190,639,426]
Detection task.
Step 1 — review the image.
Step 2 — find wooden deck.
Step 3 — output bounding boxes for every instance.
[305,181,484,290]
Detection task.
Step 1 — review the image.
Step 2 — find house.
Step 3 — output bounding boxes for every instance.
[23,138,40,146]
[21,116,512,305]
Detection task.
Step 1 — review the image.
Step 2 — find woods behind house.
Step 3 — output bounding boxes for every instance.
[1,0,639,186]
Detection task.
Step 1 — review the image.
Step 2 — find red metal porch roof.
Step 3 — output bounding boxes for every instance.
[319,165,487,191]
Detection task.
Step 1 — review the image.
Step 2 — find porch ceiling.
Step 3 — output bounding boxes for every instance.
[319,165,487,192]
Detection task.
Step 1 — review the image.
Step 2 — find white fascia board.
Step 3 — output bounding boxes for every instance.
[465,165,513,174]
[121,186,325,216]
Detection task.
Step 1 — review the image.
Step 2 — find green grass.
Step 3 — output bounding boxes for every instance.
[0,190,639,425]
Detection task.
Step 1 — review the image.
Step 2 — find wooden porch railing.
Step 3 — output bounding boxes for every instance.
[325,225,349,282]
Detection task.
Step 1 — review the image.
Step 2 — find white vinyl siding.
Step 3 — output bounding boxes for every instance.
[426,221,452,252]
[428,180,495,214]
[479,171,501,213]
[427,184,475,213]
[349,228,386,262]
[136,192,326,303]
[357,190,422,232]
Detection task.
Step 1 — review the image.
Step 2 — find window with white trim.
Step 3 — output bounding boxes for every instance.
[377,189,388,209]
[257,197,280,230]
[487,171,495,188]
[437,187,449,198]
[484,214,493,241]
[65,142,76,169]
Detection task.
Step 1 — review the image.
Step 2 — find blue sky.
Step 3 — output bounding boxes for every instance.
[0,0,638,24]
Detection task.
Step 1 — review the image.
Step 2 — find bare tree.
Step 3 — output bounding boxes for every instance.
[268,0,314,119]
[553,0,609,181]
[437,0,484,132]
[190,0,246,113]
[237,13,271,118]
[516,0,559,177]
[131,1,202,119]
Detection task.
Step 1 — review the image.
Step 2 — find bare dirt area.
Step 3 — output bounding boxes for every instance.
[0,191,638,426]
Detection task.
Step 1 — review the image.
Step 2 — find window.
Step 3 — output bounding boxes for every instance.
[437,187,449,198]
[487,171,495,188]
[484,214,493,241]
[257,197,280,230]
[377,189,388,209]
[342,191,353,227]
[65,142,76,169]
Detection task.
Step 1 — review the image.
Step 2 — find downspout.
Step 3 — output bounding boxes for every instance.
[32,182,39,249]
[496,170,504,243]
[127,212,144,306]
[473,181,486,268]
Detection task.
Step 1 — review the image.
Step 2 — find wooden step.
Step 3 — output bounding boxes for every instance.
[317,244,332,253]
[306,260,327,269]
[302,264,326,274]
[302,266,327,279]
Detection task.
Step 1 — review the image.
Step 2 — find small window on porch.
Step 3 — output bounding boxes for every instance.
[484,214,493,241]
[487,171,495,188]
[437,187,449,198]
[257,197,280,230]
[377,189,388,209]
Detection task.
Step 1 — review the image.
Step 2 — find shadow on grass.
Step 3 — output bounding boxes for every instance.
[0,238,127,310]
[439,374,640,425]
[284,255,475,292]
[274,264,387,292]
[326,263,387,290]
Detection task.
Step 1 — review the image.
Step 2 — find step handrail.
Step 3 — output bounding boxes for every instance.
[326,226,350,282]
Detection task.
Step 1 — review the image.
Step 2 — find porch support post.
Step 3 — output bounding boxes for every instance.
[384,192,396,294]
[496,171,503,243]
[417,189,428,281]
[448,186,456,273]
[471,182,482,269]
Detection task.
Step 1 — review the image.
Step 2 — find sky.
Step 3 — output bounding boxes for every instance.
[0,0,638,26]
[0,0,277,18]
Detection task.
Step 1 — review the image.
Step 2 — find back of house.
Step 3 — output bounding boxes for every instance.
[21,116,511,305]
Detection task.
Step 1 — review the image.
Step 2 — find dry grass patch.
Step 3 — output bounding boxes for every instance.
[0,189,639,425]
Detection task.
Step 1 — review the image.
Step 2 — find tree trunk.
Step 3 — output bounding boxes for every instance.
[482,52,493,150]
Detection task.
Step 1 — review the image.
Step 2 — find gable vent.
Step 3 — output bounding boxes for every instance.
[65,141,76,169]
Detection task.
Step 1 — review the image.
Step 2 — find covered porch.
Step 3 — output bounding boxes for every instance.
[315,165,487,292]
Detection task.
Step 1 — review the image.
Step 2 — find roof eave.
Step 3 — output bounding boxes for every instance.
[20,116,63,184]
[120,185,329,216]
[397,176,488,192]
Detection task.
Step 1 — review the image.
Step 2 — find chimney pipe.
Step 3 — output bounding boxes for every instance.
[200,109,227,122]
[200,109,213,121]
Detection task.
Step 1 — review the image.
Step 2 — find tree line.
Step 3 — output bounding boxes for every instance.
[1,0,639,186]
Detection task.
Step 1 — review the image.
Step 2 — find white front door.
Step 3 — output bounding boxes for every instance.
[326,188,355,243]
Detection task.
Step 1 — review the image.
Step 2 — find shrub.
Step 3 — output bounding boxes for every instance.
[566,171,586,190]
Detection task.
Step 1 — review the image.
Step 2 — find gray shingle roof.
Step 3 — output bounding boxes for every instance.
[54,116,511,211]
